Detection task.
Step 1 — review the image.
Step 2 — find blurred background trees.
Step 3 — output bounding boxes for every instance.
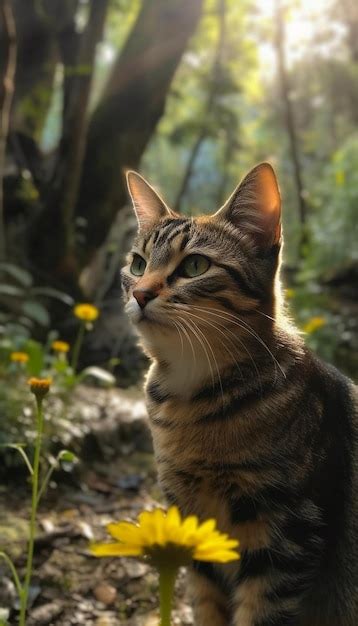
[0,0,357,381]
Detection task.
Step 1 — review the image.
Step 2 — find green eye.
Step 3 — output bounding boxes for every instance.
[130,254,147,276]
[181,254,210,278]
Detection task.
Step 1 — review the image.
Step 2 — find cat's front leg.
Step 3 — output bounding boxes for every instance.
[232,542,321,626]
[189,563,231,626]
[232,574,301,626]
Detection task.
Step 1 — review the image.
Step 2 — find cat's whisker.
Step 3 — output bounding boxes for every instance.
[183,308,261,392]
[185,305,265,383]
[179,315,216,389]
[181,310,246,382]
[175,317,197,368]
[179,314,225,407]
[190,305,286,380]
[171,319,184,358]
[255,310,276,322]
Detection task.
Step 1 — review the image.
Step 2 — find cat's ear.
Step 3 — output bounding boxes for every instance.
[126,171,171,231]
[215,162,281,249]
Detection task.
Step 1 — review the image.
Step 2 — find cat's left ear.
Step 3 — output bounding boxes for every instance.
[215,162,281,250]
[126,171,172,231]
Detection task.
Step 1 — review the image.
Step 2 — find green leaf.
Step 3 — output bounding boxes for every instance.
[80,366,116,386]
[23,339,45,376]
[0,262,33,287]
[58,450,78,463]
[31,287,74,306]
[22,300,50,326]
[0,284,24,297]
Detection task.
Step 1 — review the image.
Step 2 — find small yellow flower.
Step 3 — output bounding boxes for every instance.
[28,377,52,398]
[10,351,29,363]
[91,506,240,566]
[335,170,345,186]
[285,288,295,299]
[303,316,326,334]
[51,340,70,353]
[73,303,99,322]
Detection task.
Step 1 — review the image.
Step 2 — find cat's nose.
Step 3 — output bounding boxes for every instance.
[133,288,156,309]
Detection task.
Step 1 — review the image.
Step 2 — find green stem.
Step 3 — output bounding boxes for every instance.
[18,397,44,626]
[6,444,33,476]
[0,551,22,597]
[158,566,177,626]
[71,322,85,372]
[36,463,55,505]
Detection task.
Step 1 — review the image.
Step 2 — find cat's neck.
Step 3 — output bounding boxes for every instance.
[145,323,303,399]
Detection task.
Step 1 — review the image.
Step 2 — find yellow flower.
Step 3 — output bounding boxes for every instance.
[303,316,326,334]
[91,506,240,566]
[335,170,345,186]
[285,288,295,299]
[28,377,52,399]
[51,340,70,353]
[73,303,99,322]
[10,351,29,363]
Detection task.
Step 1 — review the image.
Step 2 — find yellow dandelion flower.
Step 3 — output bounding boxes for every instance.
[28,377,52,399]
[10,351,29,363]
[335,170,345,187]
[73,303,99,322]
[91,506,240,566]
[285,288,295,299]
[51,340,70,353]
[303,316,326,334]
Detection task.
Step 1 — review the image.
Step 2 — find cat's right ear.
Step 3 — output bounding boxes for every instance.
[126,171,171,231]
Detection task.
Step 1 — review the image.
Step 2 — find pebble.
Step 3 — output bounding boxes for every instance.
[93,582,117,605]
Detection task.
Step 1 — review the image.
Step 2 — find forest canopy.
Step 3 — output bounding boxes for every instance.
[0,0,357,378]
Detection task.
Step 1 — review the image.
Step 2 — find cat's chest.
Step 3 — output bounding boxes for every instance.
[146,390,273,554]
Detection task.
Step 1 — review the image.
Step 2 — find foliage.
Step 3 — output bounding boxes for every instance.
[0,379,78,625]
[0,301,115,467]
[307,135,358,273]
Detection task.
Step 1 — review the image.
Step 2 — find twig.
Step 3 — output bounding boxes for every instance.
[0,0,17,261]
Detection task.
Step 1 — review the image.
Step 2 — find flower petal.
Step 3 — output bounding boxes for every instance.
[107,522,142,544]
[90,542,142,557]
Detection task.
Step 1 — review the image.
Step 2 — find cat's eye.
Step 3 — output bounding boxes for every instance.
[180,254,210,278]
[130,254,147,276]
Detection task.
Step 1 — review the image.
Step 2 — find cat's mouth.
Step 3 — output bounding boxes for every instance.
[125,299,167,326]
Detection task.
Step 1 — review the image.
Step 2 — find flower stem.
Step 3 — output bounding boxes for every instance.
[18,397,44,626]
[71,322,85,373]
[0,551,22,597]
[158,566,177,626]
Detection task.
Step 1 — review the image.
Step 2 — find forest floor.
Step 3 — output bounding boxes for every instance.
[0,386,193,626]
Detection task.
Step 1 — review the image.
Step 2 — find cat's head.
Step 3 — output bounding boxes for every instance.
[121,163,282,361]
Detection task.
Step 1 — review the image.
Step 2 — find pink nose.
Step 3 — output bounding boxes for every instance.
[133,288,156,309]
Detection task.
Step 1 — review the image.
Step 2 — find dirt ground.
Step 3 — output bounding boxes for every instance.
[0,387,194,626]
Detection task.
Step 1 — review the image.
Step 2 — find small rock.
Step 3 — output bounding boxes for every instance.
[0,576,16,608]
[117,474,144,491]
[95,615,117,626]
[93,582,117,605]
[28,601,63,625]
[123,560,148,579]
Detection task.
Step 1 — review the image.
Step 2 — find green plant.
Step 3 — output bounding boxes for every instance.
[0,378,77,625]
[0,262,73,338]
[91,506,240,626]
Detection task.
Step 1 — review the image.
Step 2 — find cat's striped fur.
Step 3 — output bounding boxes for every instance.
[121,164,358,626]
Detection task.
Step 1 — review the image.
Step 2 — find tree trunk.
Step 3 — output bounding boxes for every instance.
[34,0,109,287]
[275,0,307,245]
[29,0,109,292]
[75,0,203,267]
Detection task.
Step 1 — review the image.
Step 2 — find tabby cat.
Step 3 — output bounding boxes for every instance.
[121,163,358,626]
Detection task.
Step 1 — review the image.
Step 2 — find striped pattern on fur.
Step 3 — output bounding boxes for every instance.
[121,164,358,626]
